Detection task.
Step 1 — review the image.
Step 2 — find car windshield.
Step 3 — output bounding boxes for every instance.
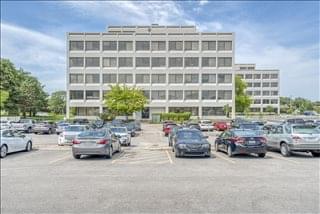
[111,127,127,133]
[202,121,211,124]
[20,119,30,123]
[59,123,69,127]
[233,130,259,137]
[177,131,202,141]
[239,124,259,130]
[292,125,320,134]
[78,130,106,138]
[65,126,85,132]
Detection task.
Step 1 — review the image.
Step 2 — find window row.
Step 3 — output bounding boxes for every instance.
[238,73,278,79]
[253,99,279,104]
[69,40,232,51]
[69,73,233,84]
[69,90,232,100]
[246,90,279,96]
[69,57,232,68]
[246,82,278,88]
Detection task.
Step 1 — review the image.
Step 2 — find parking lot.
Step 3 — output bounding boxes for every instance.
[1,123,319,213]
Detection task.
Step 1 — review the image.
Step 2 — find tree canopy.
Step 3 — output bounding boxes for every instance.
[235,75,252,113]
[104,85,147,116]
[48,91,66,114]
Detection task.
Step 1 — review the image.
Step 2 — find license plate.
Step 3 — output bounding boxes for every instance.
[248,140,256,144]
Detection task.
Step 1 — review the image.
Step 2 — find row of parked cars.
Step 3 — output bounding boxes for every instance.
[162,118,320,158]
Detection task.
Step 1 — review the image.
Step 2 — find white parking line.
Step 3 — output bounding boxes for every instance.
[49,153,71,164]
[266,153,300,164]
[165,150,173,164]
[212,152,236,164]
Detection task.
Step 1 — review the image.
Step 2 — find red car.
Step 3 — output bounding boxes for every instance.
[164,124,177,136]
[214,121,228,131]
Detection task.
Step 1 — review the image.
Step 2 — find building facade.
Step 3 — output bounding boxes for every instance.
[66,25,236,119]
[235,64,280,114]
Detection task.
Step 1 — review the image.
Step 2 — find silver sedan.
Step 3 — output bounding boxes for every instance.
[72,129,121,159]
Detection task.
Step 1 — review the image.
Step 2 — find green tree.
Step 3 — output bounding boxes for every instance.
[104,85,147,118]
[265,105,275,114]
[235,76,251,113]
[0,90,9,109]
[48,91,66,114]
[223,104,231,118]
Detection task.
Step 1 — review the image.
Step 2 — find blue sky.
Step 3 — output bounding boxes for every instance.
[1,1,319,100]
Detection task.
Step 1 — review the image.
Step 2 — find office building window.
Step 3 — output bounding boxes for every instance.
[263,82,270,87]
[169,90,183,100]
[254,74,261,79]
[263,91,270,96]
[253,82,261,87]
[135,74,150,84]
[136,57,150,67]
[271,82,278,87]
[202,90,216,100]
[184,41,199,51]
[151,41,166,51]
[270,74,278,79]
[169,74,183,83]
[75,107,99,116]
[202,74,216,83]
[271,91,278,96]
[151,90,166,100]
[86,90,100,100]
[142,90,150,100]
[263,99,270,104]
[69,41,84,51]
[218,57,232,67]
[202,41,216,51]
[184,57,199,67]
[85,74,100,84]
[69,74,84,84]
[169,57,183,67]
[185,90,199,100]
[218,41,232,51]
[70,90,84,100]
[185,74,199,83]
[254,91,261,96]
[271,99,278,104]
[118,74,133,83]
[85,41,100,51]
[151,74,166,84]
[262,74,270,79]
[118,57,133,67]
[69,57,84,67]
[218,90,232,100]
[102,57,117,67]
[218,74,232,83]
[254,99,261,104]
[85,57,100,67]
[245,74,253,79]
[169,41,183,50]
[246,91,253,96]
[103,41,117,51]
[103,74,117,83]
[247,82,253,87]
[202,57,216,67]
[152,57,166,67]
[119,41,133,51]
[136,41,150,51]
[202,107,224,116]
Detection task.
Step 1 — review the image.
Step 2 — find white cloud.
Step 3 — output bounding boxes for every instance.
[0,22,66,93]
[199,0,209,6]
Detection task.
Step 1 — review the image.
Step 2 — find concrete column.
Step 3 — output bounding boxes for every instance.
[231,73,236,119]
[198,106,202,119]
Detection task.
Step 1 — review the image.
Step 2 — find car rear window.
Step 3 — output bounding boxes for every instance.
[233,130,259,137]
[292,125,319,134]
[177,131,202,141]
[78,130,106,138]
[65,126,85,132]
[239,124,259,130]
[111,127,127,133]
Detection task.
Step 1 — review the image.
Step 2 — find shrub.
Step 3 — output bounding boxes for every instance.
[160,112,191,123]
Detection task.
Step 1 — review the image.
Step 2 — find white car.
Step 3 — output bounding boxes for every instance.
[58,125,89,146]
[0,120,12,130]
[199,120,214,131]
[0,129,33,158]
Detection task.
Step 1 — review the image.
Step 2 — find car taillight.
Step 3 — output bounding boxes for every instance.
[72,139,80,144]
[259,137,267,144]
[97,139,109,144]
[231,137,245,144]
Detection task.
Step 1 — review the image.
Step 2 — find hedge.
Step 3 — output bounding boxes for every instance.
[160,112,191,123]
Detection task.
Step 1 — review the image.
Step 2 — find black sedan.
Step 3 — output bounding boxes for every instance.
[172,129,210,158]
[214,129,267,157]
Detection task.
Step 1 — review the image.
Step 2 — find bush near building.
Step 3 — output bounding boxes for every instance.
[160,112,191,123]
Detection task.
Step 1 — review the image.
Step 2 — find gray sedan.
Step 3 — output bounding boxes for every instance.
[72,129,121,159]
[266,124,320,157]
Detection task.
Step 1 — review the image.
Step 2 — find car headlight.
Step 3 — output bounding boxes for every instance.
[178,144,186,149]
[202,144,210,148]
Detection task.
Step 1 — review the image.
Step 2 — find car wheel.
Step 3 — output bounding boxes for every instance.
[215,143,219,152]
[28,127,32,133]
[175,150,180,158]
[118,144,121,153]
[25,141,32,152]
[73,154,81,159]
[227,145,233,157]
[106,147,113,159]
[48,129,52,134]
[0,145,8,158]
[258,153,266,158]
[280,143,290,157]
[311,152,320,157]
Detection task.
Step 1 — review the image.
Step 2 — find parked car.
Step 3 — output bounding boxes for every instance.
[58,125,89,146]
[213,121,228,131]
[72,118,89,125]
[286,118,305,124]
[199,120,214,131]
[33,121,56,134]
[110,127,131,146]
[56,123,70,135]
[231,118,250,128]
[172,129,210,158]
[168,126,202,147]
[11,119,34,133]
[0,120,12,130]
[265,124,320,157]
[184,122,201,131]
[164,123,178,137]
[72,129,121,159]
[162,120,175,131]
[0,129,33,158]
[214,129,267,157]
[124,123,136,137]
